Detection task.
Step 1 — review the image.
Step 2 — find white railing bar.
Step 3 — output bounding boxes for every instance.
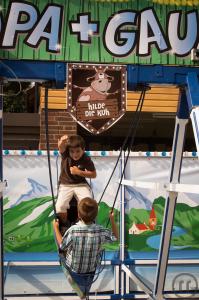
[121,179,199,194]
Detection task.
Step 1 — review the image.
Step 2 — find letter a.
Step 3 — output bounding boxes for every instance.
[25,5,63,52]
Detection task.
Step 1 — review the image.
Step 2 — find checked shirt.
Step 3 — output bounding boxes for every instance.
[60,220,116,274]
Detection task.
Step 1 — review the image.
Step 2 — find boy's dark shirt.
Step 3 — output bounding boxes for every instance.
[59,151,95,185]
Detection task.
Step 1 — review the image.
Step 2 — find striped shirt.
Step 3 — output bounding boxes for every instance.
[60,221,116,273]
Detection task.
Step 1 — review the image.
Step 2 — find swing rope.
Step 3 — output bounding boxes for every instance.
[98,85,147,208]
[44,86,57,219]
[44,86,101,300]
[107,87,146,226]
[56,154,59,199]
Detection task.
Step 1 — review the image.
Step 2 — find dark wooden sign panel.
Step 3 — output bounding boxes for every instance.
[67,64,126,134]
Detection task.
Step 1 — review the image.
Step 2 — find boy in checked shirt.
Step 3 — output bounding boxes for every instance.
[53,197,118,299]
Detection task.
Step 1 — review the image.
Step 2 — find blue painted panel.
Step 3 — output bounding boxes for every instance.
[1,61,199,89]
[0,60,66,89]
[127,65,199,88]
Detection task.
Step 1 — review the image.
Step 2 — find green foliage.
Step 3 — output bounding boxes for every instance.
[3,82,30,112]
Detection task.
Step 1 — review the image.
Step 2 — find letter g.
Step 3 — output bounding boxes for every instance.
[103,11,136,57]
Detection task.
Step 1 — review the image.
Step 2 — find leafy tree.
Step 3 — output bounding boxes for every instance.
[3,82,30,113]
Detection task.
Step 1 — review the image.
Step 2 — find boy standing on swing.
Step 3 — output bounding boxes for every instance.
[56,135,96,227]
[53,197,119,300]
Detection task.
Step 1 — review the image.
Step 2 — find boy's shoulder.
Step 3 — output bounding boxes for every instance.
[89,223,112,234]
[82,152,93,161]
[79,153,95,168]
[67,222,109,233]
[61,150,69,160]
[65,222,81,232]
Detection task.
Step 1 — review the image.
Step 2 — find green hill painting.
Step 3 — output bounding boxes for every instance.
[3,194,199,252]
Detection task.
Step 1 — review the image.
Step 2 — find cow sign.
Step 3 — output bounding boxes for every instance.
[67,64,126,134]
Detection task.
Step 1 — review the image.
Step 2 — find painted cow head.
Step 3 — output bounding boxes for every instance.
[87,67,114,93]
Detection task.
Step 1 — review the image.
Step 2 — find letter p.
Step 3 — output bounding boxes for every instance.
[2,2,38,48]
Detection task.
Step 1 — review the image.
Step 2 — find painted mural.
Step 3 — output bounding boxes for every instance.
[3,153,199,253]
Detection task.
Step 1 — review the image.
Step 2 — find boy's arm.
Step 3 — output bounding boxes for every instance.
[109,211,119,240]
[53,219,63,247]
[81,169,97,178]
[58,135,68,154]
[70,167,96,178]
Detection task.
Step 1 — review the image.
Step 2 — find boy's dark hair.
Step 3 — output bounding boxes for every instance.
[78,198,98,224]
[66,135,85,149]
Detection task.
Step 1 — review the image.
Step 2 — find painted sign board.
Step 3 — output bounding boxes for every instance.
[0,0,199,66]
[67,64,126,134]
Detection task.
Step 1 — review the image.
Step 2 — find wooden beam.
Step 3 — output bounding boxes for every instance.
[40,86,180,113]
[127,106,177,113]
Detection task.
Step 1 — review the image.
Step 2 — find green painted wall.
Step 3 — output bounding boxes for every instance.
[0,0,199,65]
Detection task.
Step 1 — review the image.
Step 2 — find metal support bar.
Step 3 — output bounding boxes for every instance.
[0,60,66,89]
[121,179,199,194]
[114,265,120,295]
[186,73,199,155]
[4,258,199,266]
[124,259,199,265]
[0,81,3,300]
[154,113,188,300]
[122,264,154,300]
[186,73,199,111]
[120,152,125,299]
[3,294,149,300]
[1,61,199,91]
[164,290,199,295]
[4,295,113,300]
[127,65,199,89]
[120,152,125,263]
[190,107,199,156]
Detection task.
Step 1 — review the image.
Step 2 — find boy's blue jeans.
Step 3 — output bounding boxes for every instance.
[60,256,95,298]
[69,269,95,294]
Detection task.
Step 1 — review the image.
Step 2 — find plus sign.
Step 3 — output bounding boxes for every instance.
[70,13,99,44]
